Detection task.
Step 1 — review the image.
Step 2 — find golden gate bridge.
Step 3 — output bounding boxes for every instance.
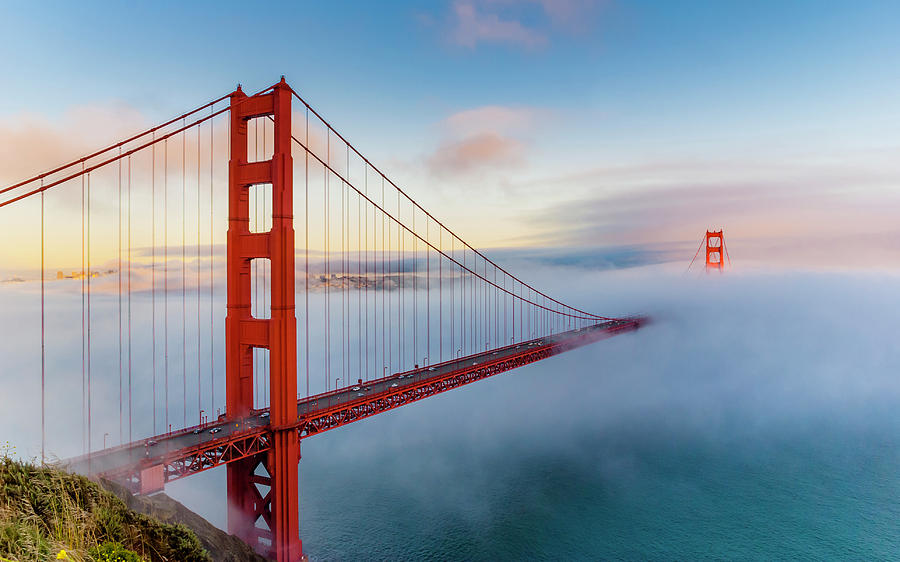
[0,77,645,561]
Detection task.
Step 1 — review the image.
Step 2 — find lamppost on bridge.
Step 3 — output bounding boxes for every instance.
[103,432,109,449]
[456,348,462,359]
[335,377,341,391]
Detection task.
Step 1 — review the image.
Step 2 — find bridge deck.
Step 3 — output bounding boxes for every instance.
[64,318,644,492]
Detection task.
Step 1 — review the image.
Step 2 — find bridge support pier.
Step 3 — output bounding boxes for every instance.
[226,443,301,560]
[225,78,302,561]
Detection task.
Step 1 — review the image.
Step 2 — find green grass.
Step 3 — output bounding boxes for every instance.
[0,450,210,562]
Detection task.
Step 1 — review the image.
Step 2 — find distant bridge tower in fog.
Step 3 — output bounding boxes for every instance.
[688,229,731,272]
[705,230,726,271]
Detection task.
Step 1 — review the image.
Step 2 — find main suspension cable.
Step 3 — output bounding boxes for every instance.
[287,131,608,321]
[288,86,605,321]
[0,93,231,198]
[0,85,276,210]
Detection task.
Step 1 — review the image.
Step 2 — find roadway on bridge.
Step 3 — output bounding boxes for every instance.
[65,320,632,479]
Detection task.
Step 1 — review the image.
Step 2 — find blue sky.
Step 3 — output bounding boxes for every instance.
[4,1,898,130]
[2,0,900,265]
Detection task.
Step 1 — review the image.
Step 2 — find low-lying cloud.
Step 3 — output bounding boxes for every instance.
[158,264,900,556]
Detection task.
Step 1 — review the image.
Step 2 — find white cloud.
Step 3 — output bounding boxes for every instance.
[450,0,548,49]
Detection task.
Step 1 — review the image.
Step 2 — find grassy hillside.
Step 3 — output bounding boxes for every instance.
[0,453,209,562]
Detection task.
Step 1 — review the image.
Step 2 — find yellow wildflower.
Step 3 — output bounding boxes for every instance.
[57,550,68,559]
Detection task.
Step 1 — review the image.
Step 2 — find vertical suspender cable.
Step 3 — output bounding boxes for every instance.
[325,132,330,391]
[487,262,491,346]
[152,136,157,434]
[40,179,45,464]
[344,149,347,381]
[347,153,351,382]
[439,228,442,363]
[371,170,375,379]
[82,165,85,453]
[118,149,123,444]
[358,163,362,381]
[347,149,351,382]
[399,192,403,369]
[342,148,346,385]
[412,207,417,365]
[723,236,732,268]
[356,162,360,380]
[128,156,133,442]
[365,166,369,381]
[426,216,430,365]
[450,237,454,360]
[494,266,498,346]
[182,121,187,426]
[383,177,388,375]
[197,124,201,422]
[210,108,215,415]
[341,151,345,385]
[305,107,310,398]
[165,139,169,433]
[87,171,92,455]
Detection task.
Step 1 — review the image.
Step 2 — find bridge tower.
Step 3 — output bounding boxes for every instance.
[225,78,302,561]
[705,229,725,271]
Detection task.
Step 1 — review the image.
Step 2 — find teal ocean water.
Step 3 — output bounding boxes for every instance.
[298,403,900,560]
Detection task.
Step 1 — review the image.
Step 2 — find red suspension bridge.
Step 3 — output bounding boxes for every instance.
[0,78,645,561]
